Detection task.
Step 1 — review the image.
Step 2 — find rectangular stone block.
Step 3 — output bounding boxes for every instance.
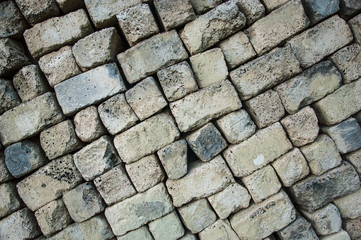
[245,0,309,55]
[223,122,293,177]
[55,63,126,116]
[349,14,361,44]
[344,217,361,240]
[24,10,93,58]
[166,156,234,207]
[149,211,185,240]
[302,0,339,24]
[0,38,30,77]
[277,214,318,240]
[0,183,22,218]
[105,183,173,236]
[0,0,28,39]
[262,0,290,11]
[118,30,188,84]
[170,80,242,132]
[334,189,361,220]
[15,0,60,26]
[199,219,239,240]
[236,0,265,25]
[0,92,64,146]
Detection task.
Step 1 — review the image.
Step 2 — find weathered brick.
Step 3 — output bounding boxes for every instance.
[289,15,353,68]
[343,217,361,240]
[0,0,28,38]
[24,10,93,58]
[166,156,234,207]
[189,0,222,14]
[0,153,12,183]
[15,0,60,25]
[149,211,185,240]
[334,188,361,219]
[288,161,360,212]
[0,38,30,77]
[0,79,21,115]
[345,149,361,175]
[199,219,239,240]
[56,0,84,13]
[55,63,126,116]
[117,226,153,240]
[236,0,265,25]
[0,183,22,218]
[0,92,64,146]
[118,30,188,84]
[74,106,106,142]
[230,46,301,100]
[339,0,361,17]
[245,0,309,55]
[230,191,296,239]
[180,1,246,54]
[277,214,318,240]
[16,155,83,211]
[302,0,340,24]
[349,14,361,44]
[223,122,293,177]
[319,230,351,240]
[114,113,180,163]
[105,183,174,236]
[170,80,241,132]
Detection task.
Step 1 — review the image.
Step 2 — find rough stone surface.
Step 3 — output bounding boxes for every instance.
[73,27,123,71]
[223,122,293,177]
[0,38,30,77]
[149,211,185,240]
[288,161,360,212]
[199,219,238,240]
[245,90,285,128]
[320,230,351,240]
[230,191,296,240]
[345,149,361,175]
[0,0,28,38]
[0,79,21,115]
[157,139,188,180]
[208,183,251,219]
[180,1,246,55]
[302,0,340,24]
[334,189,361,219]
[170,80,242,132]
[118,30,188,84]
[277,214,318,240]
[262,0,290,11]
[74,136,121,181]
[0,183,22,219]
[349,14,361,44]
[24,10,93,58]
[56,0,84,13]
[0,92,65,146]
[55,63,126,116]
[189,0,222,14]
[275,61,342,114]
[179,232,198,240]
[236,0,265,25]
[281,106,319,147]
[16,155,83,211]
[288,15,353,68]
[105,183,174,236]
[339,0,361,17]
[117,226,153,240]
[15,0,60,25]
[74,106,106,142]
[186,123,227,162]
[178,199,217,234]
[166,156,234,207]
[245,0,309,55]
[230,46,301,100]
[114,113,180,163]
[343,217,361,240]
[0,153,12,183]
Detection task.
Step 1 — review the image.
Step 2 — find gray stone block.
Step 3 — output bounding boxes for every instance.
[0,0,28,38]
[0,79,21,115]
[302,0,340,24]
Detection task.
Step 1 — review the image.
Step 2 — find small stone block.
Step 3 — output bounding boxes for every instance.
[117,226,154,240]
[345,148,361,175]
[189,0,222,14]
[277,214,318,240]
[339,0,361,17]
[0,183,22,219]
[302,0,340,24]
[74,106,106,142]
[236,0,265,25]
[343,217,361,240]
[199,219,239,240]
[0,38,30,77]
[320,230,351,240]
[334,188,361,219]
[149,211,185,240]
[0,0,28,38]
[15,0,60,25]
[349,14,361,44]
[0,78,21,115]
[262,0,290,11]
[0,153,12,183]
[56,0,85,13]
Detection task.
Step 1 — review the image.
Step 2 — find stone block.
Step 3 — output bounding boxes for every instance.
[24,10,93,58]
[38,46,82,87]
[245,0,309,55]
[322,118,361,154]
[94,165,136,205]
[0,208,41,240]
[0,79,20,115]
[345,149,361,175]
[98,94,138,135]
[74,106,106,142]
[339,0,361,17]
[157,139,188,180]
[343,217,361,240]
[178,199,217,234]
[0,0,28,38]
[40,120,82,160]
[0,153,12,183]
[105,183,174,236]
[334,189,361,219]
[288,161,360,212]
[245,90,285,128]
[170,80,241,132]
[262,0,290,11]
[199,219,238,240]
[73,27,123,71]
[126,155,164,192]
[56,0,84,13]
[277,214,318,240]
[15,0,60,25]
[155,0,195,30]
[34,199,72,237]
[74,136,121,181]
[0,92,64,146]
[272,148,310,187]
[320,230,351,240]
[288,15,353,68]
[349,14,361,44]
[117,226,153,240]
[118,30,188,84]
[190,48,228,88]
[55,63,126,116]
[230,191,296,239]
[179,232,198,240]
[0,38,30,77]
[157,61,198,102]
[125,77,167,121]
[223,122,293,177]
[208,183,251,219]
[330,44,361,83]
[0,183,22,219]
[275,61,342,114]
[186,123,227,162]
[63,182,105,222]
[189,0,222,14]
[219,32,256,69]
[149,211,185,240]
[16,155,83,211]
[301,204,342,235]
[230,46,301,100]
[281,106,319,147]
[114,113,180,163]
[5,140,47,178]
[302,0,340,24]
[236,0,265,25]
[181,1,246,54]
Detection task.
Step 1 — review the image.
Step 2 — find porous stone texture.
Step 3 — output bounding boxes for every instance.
[117,226,153,240]
[16,155,83,211]
[199,219,239,240]
[0,183,22,218]
[345,149,361,175]
[320,230,351,240]
[0,153,12,183]
[14,0,60,25]
[189,0,222,14]
[223,122,293,177]
[0,38,30,77]
[0,0,28,38]
[0,79,20,115]
[262,0,290,11]
[74,106,106,142]
[180,1,246,55]
[74,136,121,181]
[343,217,361,240]
[236,0,265,25]
[149,211,185,240]
[24,9,93,58]
[334,189,361,219]
[302,0,340,24]
[56,0,84,13]
[277,214,318,240]
[349,14,361,44]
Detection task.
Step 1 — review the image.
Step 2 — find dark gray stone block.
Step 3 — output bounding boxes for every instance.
[302,0,340,24]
